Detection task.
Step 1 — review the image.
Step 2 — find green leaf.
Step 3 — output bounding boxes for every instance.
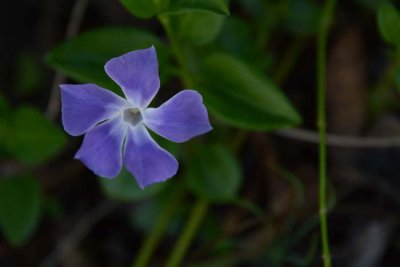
[177,12,225,45]
[9,106,66,165]
[120,0,229,17]
[0,175,41,246]
[99,168,165,201]
[46,27,168,94]
[120,0,163,18]
[378,2,400,46]
[151,132,181,158]
[216,17,265,65]
[200,53,301,130]
[186,144,241,202]
[164,0,230,15]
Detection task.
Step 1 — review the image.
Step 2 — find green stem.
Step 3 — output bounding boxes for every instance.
[165,199,209,267]
[158,15,194,88]
[158,14,209,267]
[317,0,336,267]
[132,185,185,267]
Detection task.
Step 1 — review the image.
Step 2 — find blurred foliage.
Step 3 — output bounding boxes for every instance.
[378,1,400,47]
[100,168,166,201]
[373,1,400,114]
[200,53,301,129]
[130,182,187,234]
[120,0,229,18]
[186,144,241,202]
[46,27,169,94]
[15,51,44,96]
[284,0,320,35]
[0,103,66,165]
[0,175,42,247]
[175,12,225,46]
[0,0,399,266]
[9,106,66,165]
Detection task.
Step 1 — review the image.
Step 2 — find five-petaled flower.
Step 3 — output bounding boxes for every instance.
[60,46,212,188]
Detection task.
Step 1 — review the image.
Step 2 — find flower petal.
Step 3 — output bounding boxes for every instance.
[75,117,127,178]
[124,124,178,189]
[60,84,127,136]
[143,90,212,143]
[104,46,160,108]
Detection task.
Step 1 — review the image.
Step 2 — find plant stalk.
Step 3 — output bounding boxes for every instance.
[132,185,185,267]
[165,199,208,267]
[317,0,337,267]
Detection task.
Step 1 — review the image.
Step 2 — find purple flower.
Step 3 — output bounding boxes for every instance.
[60,46,212,188]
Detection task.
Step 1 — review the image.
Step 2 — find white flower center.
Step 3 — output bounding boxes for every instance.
[123,108,143,126]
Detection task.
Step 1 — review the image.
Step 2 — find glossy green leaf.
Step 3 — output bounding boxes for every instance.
[186,144,241,202]
[46,27,167,93]
[120,0,163,18]
[120,0,229,17]
[200,53,301,130]
[378,2,400,46]
[216,17,261,63]
[99,168,165,201]
[177,12,225,45]
[9,106,66,165]
[0,175,41,246]
[165,0,229,15]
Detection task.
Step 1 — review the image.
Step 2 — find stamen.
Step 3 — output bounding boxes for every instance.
[123,108,143,126]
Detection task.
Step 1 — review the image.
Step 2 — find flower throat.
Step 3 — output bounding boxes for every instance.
[123,108,143,126]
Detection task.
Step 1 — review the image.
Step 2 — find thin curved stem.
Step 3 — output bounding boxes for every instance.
[157,14,208,267]
[317,0,337,267]
[132,185,185,267]
[276,128,400,148]
[157,15,194,88]
[165,199,209,267]
[40,201,117,267]
[45,0,90,120]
